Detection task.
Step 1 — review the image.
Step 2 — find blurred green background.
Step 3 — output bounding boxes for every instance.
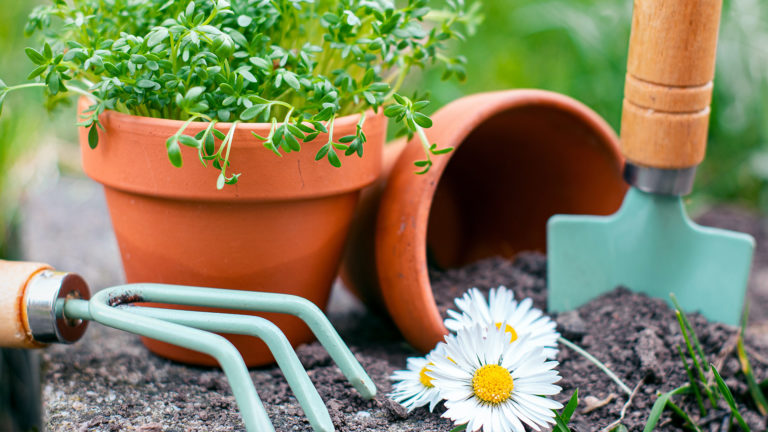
[0,0,767,256]
[417,0,768,210]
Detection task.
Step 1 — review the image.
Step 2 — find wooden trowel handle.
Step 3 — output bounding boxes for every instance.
[621,0,723,169]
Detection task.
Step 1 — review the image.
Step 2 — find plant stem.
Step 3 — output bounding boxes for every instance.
[385,63,411,100]
[5,82,101,103]
[558,336,632,395]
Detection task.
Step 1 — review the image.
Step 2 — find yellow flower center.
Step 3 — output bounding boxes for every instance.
[495,322,518,343]
[472,364,514,405]
[419,364,435,388]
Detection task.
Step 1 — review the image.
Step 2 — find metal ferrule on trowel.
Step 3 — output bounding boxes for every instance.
[547,0,755,325]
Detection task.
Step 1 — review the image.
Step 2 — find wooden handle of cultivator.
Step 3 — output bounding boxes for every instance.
[0,260,52,348]
[620,0,723,169]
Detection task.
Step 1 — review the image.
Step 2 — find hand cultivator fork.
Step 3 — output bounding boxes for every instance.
[0,260,376,432]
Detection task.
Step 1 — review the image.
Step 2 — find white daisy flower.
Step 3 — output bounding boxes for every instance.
[430,325,563,432]
[389,343,447,412]
[444,286,560,359]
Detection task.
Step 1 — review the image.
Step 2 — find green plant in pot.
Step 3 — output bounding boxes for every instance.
[0,0,479,366]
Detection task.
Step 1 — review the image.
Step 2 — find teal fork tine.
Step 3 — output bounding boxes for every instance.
[62,297,275,432]
[125,306,335,432]
[102,284,378,399]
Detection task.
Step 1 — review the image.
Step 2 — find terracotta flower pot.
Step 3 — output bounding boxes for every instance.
[342,90,627,353]
[78,98,386,367]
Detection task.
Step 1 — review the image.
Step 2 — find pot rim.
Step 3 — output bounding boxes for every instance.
[78,97,387,201]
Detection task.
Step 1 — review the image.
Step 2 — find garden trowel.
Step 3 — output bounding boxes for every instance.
[547,0,754,325]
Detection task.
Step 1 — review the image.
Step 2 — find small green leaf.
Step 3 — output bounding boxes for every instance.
[27,65,48,80]
[285,132,301,151]
[130,54,147,64]
[322,12,339,24]
[413,100,430,111]
[178,135,200,148]
[137,79,158,89]
[315,145,329,161]
[413,112,433,128]
[216,172,225,190]
[249,57,271,70]
[185,86,205,101]
[46,71,61,94]
[368,82,389,92]
[415,159,432,174]
[225,173,240,185]
[283,72,300,90]
[431,145,453,155]
[88,123,99,149]
[237,15,252,27]
[363,91,376,105]
[238,69,257,83]
[204,132,215,155]
[240,104,267,121]
[448,425,467,432]
[166,136,183,167]
[146,27,169,47]
[384,105,403,117]
[25,47,46,65]
[327,148,341,167]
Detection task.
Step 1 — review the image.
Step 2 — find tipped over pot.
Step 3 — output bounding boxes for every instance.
[341,90,627,352]
[79,98,386,367]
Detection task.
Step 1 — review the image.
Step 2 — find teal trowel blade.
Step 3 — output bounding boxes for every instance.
[547,187,755,325]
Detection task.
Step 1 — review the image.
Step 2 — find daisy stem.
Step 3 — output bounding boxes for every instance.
[557,336,632,396]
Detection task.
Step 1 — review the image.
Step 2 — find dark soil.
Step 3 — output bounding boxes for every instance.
[43,305,453,432]
[38,177,768,432]
[431,255,768,431]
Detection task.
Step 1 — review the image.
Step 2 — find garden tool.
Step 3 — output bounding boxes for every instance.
[547,0,754,325]
[0,260,376,432]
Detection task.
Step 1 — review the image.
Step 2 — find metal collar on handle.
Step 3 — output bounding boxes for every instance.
[623,162,697,196]
[25,271,90,344]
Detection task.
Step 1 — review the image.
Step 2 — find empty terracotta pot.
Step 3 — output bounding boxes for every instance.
[342,90,627,353]
[78,98,386,367]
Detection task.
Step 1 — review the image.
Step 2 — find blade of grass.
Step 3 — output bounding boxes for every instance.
[561,389,578,423]
[737,306,768,416]
[671,294,709,369]
[710,364,750,431]
[666,399,703,432]
[554,389,579,431]
[449,425,467,432]
[677,345,707,415]
[643,385,691,432]
[675,310,718,407]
